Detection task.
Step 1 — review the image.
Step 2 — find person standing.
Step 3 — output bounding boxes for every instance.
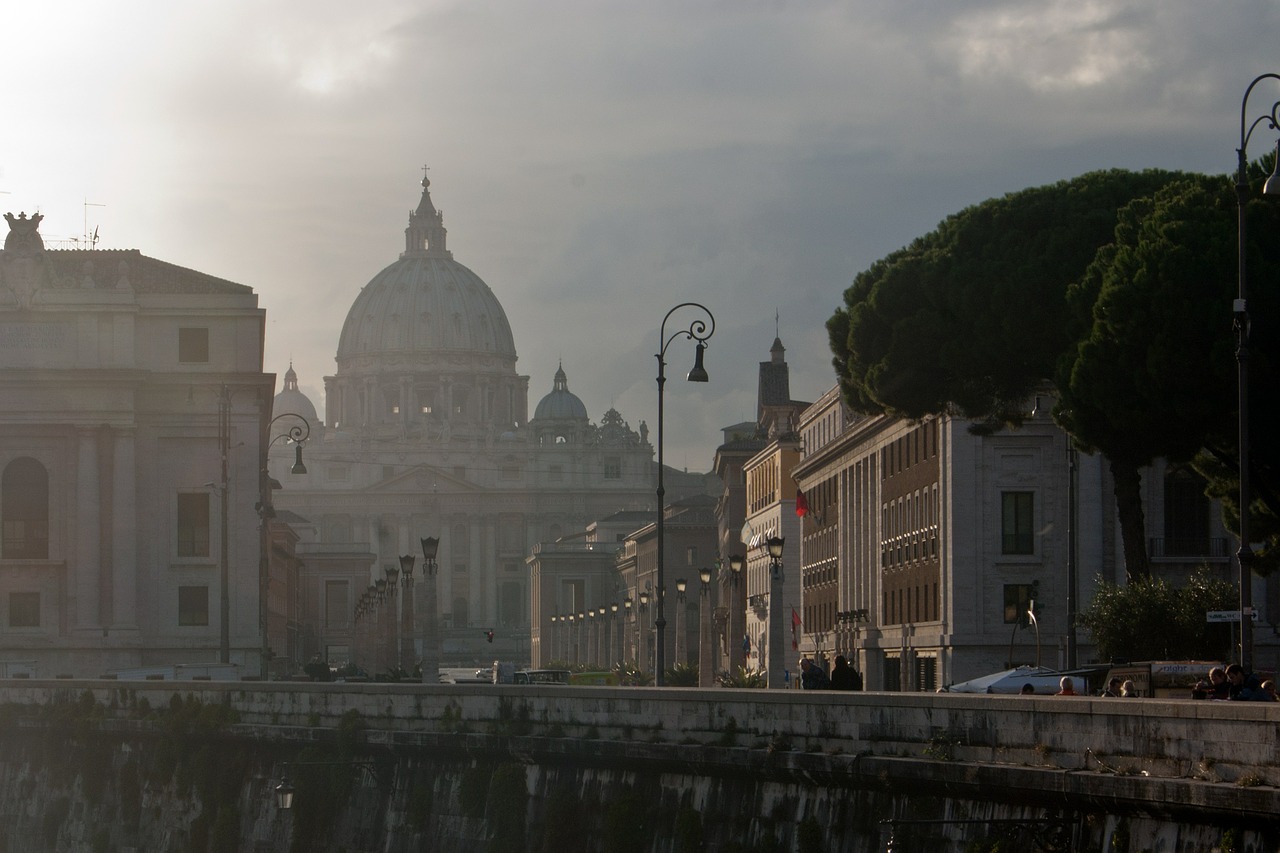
[830,655,862,691]
[800,657,830,689]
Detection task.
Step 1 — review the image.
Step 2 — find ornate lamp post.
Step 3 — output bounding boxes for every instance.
[597,606,608,666]
[674,578,687,667]
[419,537,440,683]
[766,537,786,689]
[698,566,714,687]
[610,602,621,668]
[383,564,399,675]
[257,410,310,677]
[587,610,597,667]
[654,303,715,685]
[637,590,650,673]
[623,598,633,663]
[1234,73,1280,671]
[728,554,745,671]
[374,578,389,676]
[569,613,578,664]
[398,554,416,672]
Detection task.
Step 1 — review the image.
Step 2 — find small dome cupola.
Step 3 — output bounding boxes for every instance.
[533,362,589,421]
[272,362,320,434]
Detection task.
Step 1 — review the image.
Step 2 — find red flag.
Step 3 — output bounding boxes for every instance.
[795,489,808,518]
[791,608,802,650]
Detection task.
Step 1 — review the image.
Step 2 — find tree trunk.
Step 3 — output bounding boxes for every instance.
[1110,458,1150,579]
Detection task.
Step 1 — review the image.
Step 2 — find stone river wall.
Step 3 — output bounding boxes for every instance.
[0,679,1274,851]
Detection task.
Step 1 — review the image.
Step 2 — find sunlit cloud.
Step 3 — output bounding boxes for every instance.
[950,2,1150,91]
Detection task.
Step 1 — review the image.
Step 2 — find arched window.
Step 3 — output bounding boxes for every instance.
[3,458,49,559]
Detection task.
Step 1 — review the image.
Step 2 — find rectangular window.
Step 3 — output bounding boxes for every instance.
[178,327,209,363]
[325,580,349,628]
[178,586,209,626]
[328,466,350,482]
[549,465,564,482]
[9,592,39,628]
[177,493,211,557]
[1001,491,1035,555]
[603,458,621,480]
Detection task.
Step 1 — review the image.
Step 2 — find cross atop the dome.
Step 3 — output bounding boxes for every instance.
[421,164,431,187]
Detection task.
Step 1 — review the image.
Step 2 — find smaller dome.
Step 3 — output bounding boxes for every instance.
[533,363,588,421]
[272,363,320,429]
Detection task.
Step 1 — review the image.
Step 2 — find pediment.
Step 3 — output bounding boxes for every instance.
[363,463,482,494]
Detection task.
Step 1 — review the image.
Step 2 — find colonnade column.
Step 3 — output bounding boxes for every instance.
[75,427,101,631]
[111,427,138,630]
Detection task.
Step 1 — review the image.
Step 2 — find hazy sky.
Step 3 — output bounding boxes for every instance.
[1,1,1275,466]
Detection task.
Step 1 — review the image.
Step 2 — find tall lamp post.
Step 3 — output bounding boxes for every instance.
[655,302,715,686]
[766,537,786,689]
[398,554,416,672]
[419,537,440,684]
[638,591,649,672]
[611,602,622,667]
[698,566,714,687]
[384,564,399,675]
[258,410,310,677]
[623,599,633,663]
[674,578,687,667]
[728,554,745,672]
[1235,73,1280,671]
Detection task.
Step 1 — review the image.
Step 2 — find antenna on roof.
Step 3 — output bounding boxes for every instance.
[84,199,105,249]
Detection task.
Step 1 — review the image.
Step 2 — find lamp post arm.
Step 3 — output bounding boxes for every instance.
[653,301,716,688]
[1238,74,1280,169]
[268,412,311,447]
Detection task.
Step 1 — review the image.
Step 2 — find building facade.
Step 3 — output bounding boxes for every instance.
[0,211,272,677]
[793,384,1263,691]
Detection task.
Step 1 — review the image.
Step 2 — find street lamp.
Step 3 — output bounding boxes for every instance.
[419,537,440,684]
[610,602,621,667]
[258,411,310,677]
[638,591,650,672]
[398,554,416,673]
[655,302,715,686]
[728,554,745,671]
[598,606,608,666]
[766,536,786,689]
[623,598,632,663]
[1234,73,1280,671]
[675,578,687,667]
[698,566,714,687]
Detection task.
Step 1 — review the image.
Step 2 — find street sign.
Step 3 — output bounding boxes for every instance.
[1206,609,1259,623]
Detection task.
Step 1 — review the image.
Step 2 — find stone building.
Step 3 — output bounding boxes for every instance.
[792,385,1263,691]
[0,211,272,677]
[268,176,656,671]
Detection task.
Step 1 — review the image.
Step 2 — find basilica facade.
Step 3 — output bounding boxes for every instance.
[269,177,656,670]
